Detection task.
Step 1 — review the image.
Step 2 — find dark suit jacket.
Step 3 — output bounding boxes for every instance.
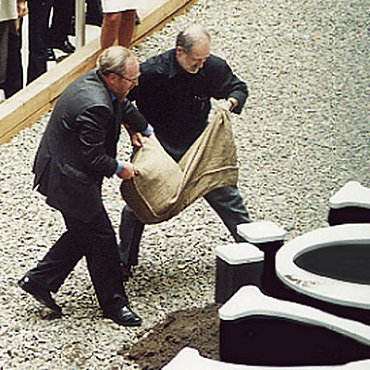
[33,69,148,221]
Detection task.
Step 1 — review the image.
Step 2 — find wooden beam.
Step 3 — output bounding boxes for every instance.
[0,0,197,144]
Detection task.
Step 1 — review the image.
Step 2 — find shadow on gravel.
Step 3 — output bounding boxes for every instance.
[120,303,221,370]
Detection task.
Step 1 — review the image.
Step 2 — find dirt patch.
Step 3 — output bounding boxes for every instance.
[122,303,221,369]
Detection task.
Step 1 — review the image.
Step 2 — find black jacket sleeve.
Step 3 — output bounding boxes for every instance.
[208,56,248,114]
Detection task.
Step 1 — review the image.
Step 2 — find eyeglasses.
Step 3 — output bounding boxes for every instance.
[114,72,140,84]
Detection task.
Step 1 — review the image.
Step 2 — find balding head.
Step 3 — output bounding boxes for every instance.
[96,45,134,77]
[176,24,211,53]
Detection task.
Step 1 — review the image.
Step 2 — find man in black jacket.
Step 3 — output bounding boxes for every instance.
[119,24,251,279]
[18,46,153,326]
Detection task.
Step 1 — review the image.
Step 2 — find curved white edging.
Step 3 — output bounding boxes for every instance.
[163,347,370,370]
[219,286,370,347]
[276,224,370,309]
[330,181,370,209]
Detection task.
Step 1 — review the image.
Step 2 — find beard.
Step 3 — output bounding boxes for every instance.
[187,65,200,74]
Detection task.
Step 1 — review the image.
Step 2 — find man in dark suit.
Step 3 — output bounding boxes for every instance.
[18,46,153,326]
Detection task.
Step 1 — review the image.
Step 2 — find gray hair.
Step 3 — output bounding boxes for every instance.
[176,24,211,53]
[96,46,133,75]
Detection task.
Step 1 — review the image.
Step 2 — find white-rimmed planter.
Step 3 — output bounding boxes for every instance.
[276,223,370,324]
[218,286,370,366]
[328,181,370,225]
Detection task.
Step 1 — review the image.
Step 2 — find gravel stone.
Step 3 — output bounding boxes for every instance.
[0,0,369,368]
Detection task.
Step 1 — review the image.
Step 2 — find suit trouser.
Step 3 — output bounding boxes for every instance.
[119,184,251,266]
[0,21,23,98]
[0,21,11,84]
[48,0,74,45]
[27,0,54,83]
[26,207,128,312]
[86,0,103,26]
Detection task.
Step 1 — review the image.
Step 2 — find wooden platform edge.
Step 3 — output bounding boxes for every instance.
[0,0,197,145]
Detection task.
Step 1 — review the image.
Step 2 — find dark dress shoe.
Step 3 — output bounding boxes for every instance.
[47,48,56,61]
[120,263,133,282]
[18,276,62,314]
[104,306,142,326]
[50,39,76,53]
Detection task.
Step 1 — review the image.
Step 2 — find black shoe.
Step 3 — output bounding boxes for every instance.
[120,263,133,282]
[47,47,56,61]
[50,40,75,53]
[104,305,142,326]
[18,276,62,314]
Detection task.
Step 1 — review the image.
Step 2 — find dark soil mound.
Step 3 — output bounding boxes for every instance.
[124,303,221,369]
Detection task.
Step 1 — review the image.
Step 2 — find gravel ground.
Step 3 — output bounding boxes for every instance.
[0,0,369,369]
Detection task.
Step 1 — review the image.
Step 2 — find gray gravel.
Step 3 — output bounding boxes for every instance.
[0,0,369,368]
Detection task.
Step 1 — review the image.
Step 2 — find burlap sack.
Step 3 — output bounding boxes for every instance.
[120,111,239,224]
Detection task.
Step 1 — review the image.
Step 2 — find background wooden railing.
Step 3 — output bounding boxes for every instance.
[0,0,197,144]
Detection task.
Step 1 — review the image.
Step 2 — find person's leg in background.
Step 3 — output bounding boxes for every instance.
[118,205,145,280]
[117,9,135,48]
[100,9,136,49]
[100,11,119,48]
[0,20,11,98]
[86,0,102,26]
[1,20,23,97]
[204,185,251,242]
[48,0,75,53]
[27,0,53,83]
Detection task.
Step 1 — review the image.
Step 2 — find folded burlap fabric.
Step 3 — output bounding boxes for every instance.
[120,111,239,224]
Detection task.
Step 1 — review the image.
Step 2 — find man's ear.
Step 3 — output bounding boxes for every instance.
[176,46,184,55]
[106,72,118,84]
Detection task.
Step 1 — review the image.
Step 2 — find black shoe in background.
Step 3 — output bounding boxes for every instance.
[50,39,75,53]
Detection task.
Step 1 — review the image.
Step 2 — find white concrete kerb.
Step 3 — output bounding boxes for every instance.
[215,243,264,265]
[237,221,287,243]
